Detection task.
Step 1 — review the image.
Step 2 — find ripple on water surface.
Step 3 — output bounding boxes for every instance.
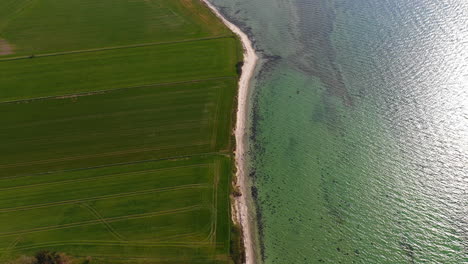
[212,0,467,262]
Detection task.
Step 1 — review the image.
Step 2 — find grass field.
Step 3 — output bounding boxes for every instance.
[0,0,240,263]
[0,156,232,263]
[0,0,231,56]
[0,38,238,101]
[0,78,237,176]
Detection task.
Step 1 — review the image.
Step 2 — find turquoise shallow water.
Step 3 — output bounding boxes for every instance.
[211,0,468,263]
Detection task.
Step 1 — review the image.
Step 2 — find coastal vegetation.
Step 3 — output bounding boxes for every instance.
[8,251,74,264]
[0,0,241,263]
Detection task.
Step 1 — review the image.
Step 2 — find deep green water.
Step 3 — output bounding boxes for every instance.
[211,0,468,263]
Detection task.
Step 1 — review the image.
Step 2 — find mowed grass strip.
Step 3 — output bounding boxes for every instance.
[0,38,238,101]
[0,0,231,56]
[0,156,232,263]
[0,78,236,177]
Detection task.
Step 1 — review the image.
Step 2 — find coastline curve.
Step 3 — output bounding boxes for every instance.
[200,1,259,263]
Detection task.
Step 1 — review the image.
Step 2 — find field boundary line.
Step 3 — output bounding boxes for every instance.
[6,240,219,253]
[0,35,234,62]
[0,205,203,237]
[0,142,210,169]
[0,76,237,105]
[0,164,208,191]
[76,254,222,262]
[81,203,125,241]
[0,151,229,180]
[12,239,216,248]
[0,184,207,212]
[3,119,210,144]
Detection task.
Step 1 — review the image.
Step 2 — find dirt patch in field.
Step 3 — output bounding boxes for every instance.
[181,0,214,25]
[0,38,14,56]
[180,0,194,8]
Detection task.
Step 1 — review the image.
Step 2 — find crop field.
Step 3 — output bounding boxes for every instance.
[0,156,232,263]
[0,0,240,263]
[0,0,231,55]
[0,38,237,101]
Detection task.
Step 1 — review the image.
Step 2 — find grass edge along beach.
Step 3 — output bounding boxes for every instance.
[0,0,256,263]
[201,1,259,264]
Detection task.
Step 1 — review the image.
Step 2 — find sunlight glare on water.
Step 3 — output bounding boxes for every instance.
[212,0,468,262]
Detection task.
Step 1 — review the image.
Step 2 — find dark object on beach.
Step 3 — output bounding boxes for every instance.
[236,61,244,75]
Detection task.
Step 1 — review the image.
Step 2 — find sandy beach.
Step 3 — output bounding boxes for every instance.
[200,1,258,263]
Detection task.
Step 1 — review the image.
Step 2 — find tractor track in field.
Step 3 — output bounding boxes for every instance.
[6,235,22,251]
[0,184,208,213]
[0,75,237,105]
[0,142,210,170]
[2,232,219,253]
[0,164,208,191]
[0,151,229,180]
[0,35,235,62]
[80,203,126,241]
[5,240,221,253]
[0,205,204,238]
[207,162,220,243]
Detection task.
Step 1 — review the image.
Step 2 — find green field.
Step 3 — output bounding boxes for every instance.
[0,0,240,263]
[0,0,230,55]
[0,156,233,263]
[0,38,237,101]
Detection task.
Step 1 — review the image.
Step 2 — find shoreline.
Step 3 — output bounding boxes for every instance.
[200,1,259,263]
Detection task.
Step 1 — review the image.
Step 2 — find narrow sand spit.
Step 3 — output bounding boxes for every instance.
[201,1,258,263]
[0,38,14,56]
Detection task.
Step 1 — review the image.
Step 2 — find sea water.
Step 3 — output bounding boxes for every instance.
[211,0,468,263]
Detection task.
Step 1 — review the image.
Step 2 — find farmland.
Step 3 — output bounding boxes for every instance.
[0,38,237,102]
[0,157,232,263]
[0,0,230,55]
[0,0,240,263]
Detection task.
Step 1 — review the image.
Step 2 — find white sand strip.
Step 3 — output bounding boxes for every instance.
[200,1,259,263]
